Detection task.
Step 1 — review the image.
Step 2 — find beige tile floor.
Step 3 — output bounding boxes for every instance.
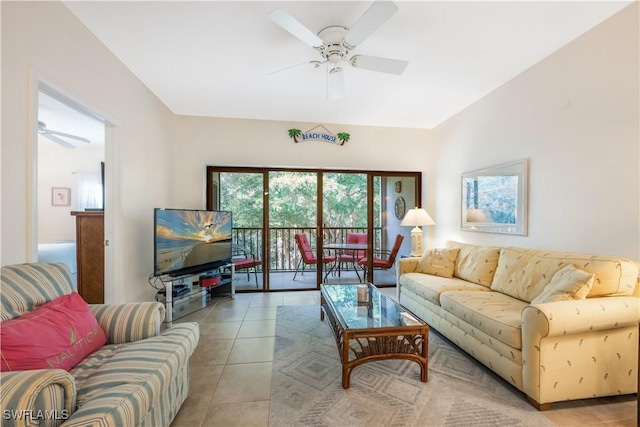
[170,289,638,427]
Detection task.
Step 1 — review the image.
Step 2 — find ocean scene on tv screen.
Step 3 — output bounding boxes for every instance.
[155,210,232,275]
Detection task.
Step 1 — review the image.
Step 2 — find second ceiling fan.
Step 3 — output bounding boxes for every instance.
[269,0,408,100]
[38,121,91,149]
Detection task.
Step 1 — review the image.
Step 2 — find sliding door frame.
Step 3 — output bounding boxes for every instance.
[206,166,422,291]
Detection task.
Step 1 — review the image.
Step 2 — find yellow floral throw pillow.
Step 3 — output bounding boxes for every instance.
[531,264,595,304]
[416,248,461,278]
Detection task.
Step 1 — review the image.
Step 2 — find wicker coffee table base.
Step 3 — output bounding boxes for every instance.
[321,301,429,389]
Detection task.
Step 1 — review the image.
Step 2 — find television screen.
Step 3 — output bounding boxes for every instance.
[154,208,233,277]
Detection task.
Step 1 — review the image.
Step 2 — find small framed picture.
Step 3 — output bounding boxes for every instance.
[394,180,402,193]
[52,187,71,206]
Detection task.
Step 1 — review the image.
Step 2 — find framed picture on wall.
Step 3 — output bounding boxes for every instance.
[461,159,528,235]
[52,187,71,206]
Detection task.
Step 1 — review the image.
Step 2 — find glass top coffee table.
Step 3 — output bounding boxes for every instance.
[320,283,429,388]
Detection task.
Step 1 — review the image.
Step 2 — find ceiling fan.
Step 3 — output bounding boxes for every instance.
[38,121,90,149]
[269,0,408,100]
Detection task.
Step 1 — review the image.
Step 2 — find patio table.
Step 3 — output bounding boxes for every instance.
[324,242,369,281]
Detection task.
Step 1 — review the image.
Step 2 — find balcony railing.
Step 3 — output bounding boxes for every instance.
[233,227,382,272]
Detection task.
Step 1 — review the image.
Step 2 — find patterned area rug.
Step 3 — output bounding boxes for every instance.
[270,305,555,427]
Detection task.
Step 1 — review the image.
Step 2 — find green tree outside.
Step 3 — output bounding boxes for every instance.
[219,171,382,269]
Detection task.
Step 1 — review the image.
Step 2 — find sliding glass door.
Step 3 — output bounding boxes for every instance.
[268,171,318,290]
[321,172,369,284]
[209,170,266,290]
[368,174,418,285]
[207,167,421,291]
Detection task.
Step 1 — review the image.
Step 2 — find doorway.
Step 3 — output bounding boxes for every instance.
[36,84,107,299]
[207,166,421,291]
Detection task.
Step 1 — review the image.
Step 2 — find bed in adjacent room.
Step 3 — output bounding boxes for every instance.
[37,242,77,285]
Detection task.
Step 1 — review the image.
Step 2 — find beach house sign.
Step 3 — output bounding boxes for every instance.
[288,125,350,146]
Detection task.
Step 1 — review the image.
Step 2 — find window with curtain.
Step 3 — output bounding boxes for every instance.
[75,171,103,210]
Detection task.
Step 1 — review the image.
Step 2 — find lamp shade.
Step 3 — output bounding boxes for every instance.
[400,208,435,227]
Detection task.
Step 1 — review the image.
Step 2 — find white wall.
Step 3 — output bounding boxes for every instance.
[168,116,434,255]
[6,0,636,307]
[37,140,104,243]
[431,3,639,260]
[1,1,436,303]
[1,1,175,303]
[168,116,433,204]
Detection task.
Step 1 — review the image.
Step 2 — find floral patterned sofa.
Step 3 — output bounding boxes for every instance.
[0,262,199,426]
[397,241,640,410]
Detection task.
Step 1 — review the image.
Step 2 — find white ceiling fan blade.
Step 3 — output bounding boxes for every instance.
[42,134,76,149]
[44,129,91,144]
[350,54,408,75]
[268,60,321,77]
[328,67,345,101]
[269,9,325,49]
[343,1,399,49]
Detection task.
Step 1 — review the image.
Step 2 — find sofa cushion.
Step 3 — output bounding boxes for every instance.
[491,247,638,302]
[1,262,75,322]
[416,248,460,278]
[446,241,500,287]
[440,291,526,349]
[530,264,595,304]
[0,292,107,372]
[491,248,561,302]
[68,323,199,424]
[399,272,490,306]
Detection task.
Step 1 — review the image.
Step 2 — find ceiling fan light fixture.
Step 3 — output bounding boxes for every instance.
[328,66,345,101]
[318,26,350,65]
[327,52,344,65]
[268,1,407,99]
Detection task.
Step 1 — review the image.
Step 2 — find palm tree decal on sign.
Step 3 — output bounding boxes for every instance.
[288,128,302,143]
[337,132,351,146]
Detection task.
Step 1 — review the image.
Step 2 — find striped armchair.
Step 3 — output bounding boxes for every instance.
[0,263,200,427]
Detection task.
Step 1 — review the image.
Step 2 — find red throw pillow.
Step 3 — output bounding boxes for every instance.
[0,292,107,371]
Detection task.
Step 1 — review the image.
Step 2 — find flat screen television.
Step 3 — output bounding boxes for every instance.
[153,208,233,277]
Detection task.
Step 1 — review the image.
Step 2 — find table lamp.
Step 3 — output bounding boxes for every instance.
[400,207,435,256]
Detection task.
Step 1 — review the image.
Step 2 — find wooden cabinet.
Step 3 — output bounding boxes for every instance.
[71,211,104,303]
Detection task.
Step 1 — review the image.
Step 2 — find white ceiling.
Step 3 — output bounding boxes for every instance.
[63,0,632,130]
[38,92,106,149]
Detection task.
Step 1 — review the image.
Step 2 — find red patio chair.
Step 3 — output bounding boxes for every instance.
[358,234,404,281]
[337,232,367,280]
[231,246,262,287]
[293,233,336,280]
